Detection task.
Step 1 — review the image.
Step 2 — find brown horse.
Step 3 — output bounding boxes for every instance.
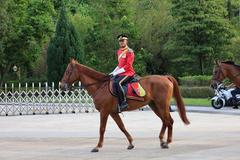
[211,61,240,88]
[60,59,190,152]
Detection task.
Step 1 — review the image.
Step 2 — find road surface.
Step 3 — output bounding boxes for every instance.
[0,110,239,160]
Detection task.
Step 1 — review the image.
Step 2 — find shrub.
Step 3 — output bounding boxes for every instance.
[180,86,214,98]
[179,75,212,87]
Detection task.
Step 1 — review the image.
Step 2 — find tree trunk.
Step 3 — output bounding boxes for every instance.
[0,72,4,88]
[199,55,204,75]
[0,63,12,87]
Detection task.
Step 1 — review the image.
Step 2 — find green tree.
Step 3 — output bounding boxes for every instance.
[70,3,95,40]
[82,0,138,73]
[171,0,234,75]
[0,0,55,85]
[47,7,84,83]
[226,0,240,23]
[226,0,240,64]
[134,48,151,75]
[133,0,175,75]
[0,0,14,86]
[228,36,240,63]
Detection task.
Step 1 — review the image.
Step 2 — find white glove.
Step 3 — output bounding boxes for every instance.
[109,66,119,75]
[112,68,125,76]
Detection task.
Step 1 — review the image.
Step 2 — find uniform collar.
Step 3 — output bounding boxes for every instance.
[120,46,128,51]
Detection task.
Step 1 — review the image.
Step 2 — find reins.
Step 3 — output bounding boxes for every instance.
[80,75,110,89]
[232,72,240,79]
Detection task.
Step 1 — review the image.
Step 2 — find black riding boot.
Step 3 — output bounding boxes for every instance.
[113,75,131,113]
[117,90,128,113]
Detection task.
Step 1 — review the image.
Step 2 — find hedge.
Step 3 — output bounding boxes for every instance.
[179,75,212,87]
[180,86,214,98]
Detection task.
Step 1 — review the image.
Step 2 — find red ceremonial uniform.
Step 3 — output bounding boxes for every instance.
[116,46,135,76]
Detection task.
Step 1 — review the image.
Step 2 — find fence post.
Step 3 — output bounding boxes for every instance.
[58,82,61,111]
[18,83,21,92]
[32,82,34,91]
[52,82,54,91]
[45,82,48,91]
[79,81,81,88]
[25,83,28,92]
[45,82,49,114]
[11,83,14,93]
[38,82,41,91]
[58,82,61,90]
[4,83,7,93]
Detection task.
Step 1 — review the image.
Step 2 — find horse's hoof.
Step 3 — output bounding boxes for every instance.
[127,144,134,150]
[91,148,99,152]
[161,142,169,149]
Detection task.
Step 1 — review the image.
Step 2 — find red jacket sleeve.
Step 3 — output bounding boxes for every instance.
[122,50,134,71]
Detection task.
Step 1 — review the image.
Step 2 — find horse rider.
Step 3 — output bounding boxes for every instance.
[227,83,240,109]
[109,34,136,113]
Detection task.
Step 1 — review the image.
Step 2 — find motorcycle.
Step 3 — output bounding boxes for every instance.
[211,84,240,109]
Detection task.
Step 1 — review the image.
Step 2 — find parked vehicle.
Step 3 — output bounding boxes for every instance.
[211,84,240,109]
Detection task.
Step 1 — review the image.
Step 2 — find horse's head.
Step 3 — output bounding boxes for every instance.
[60,59,79,90]
[211,61,227,89]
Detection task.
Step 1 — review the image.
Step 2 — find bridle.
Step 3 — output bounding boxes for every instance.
[213,65,225,83]
[66,64,76,83]
[232,72,240,79]
[213,64,240,84]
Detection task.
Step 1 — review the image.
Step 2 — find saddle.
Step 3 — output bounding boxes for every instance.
[109,76,146,101]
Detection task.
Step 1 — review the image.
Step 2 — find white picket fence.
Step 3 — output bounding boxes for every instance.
[0,82,96,116]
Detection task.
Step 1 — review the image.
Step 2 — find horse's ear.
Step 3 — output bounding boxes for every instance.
[215,60,220,66]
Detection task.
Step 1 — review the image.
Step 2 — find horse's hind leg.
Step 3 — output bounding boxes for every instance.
[110,113,134,150]
[149,100,173,149]
[167,114,174,144]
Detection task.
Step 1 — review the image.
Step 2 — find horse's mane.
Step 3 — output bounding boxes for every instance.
[221,61,240,68]
[221,61,235,65]
[78,63,107,80]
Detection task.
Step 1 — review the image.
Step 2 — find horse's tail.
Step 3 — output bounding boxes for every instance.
[168,76,190,125]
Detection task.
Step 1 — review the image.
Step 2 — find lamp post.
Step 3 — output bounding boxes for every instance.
[13,65,17,72]
[13,65,21,81]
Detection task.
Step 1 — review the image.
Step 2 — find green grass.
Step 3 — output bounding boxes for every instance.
[171,98,211,107]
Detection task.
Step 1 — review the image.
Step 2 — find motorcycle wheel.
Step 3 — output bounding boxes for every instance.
[211,98,224,109]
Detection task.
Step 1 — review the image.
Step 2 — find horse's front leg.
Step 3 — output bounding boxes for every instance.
[110,113,134,150]
[91,111,109,152]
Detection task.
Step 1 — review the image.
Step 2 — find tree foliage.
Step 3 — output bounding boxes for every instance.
[47,7,84,83]
[0,0,55,85]
[0,0,240,83]
[170,0,235,75]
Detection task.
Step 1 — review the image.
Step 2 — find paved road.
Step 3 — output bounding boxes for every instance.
[0,110,239,160]
[179,105,240,115]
